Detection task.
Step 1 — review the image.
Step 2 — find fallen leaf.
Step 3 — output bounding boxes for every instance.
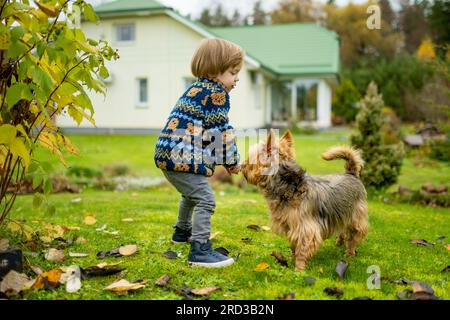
[75,236,87,245]
[7,222,33,241]
[44,248,65,263]
[271,251,288,267]
[96,224,107,231]
[33,269,62,290]
[209,231,222,240]
[105,279,147,293]
[437,236,446,241]
[69,252,89,258]
[119,244,138,256]
[62,226,80,231]
[214,247,229,256]
[163,250,178,259]
[411,281,434,295]
[247,224,261,231]
[261,226,271,231]
[279,292,295,300]
[191,286,221,296]
[352,296,372,300]
[175,285,194,300]
[335,260,348,280]
[155,274,171,287]
[60,266,82,293]
[30,266,43,276]
[410,239,434,247]
[0,239,9,251]
[84,214,97,225]
[441,266,450,273]
[324,287,343,297]
[82,264,124,277]
[409,292,440,300]
[121,218,134,222]
[304,276,316,285]
[396,289,412,300]
[40,236,53,244]
[0,270,31,296]
[241,237,252,242]
[254,262,270,272]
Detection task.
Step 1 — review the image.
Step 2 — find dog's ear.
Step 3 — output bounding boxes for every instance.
[280,130,295,159]
[266,129,278,155]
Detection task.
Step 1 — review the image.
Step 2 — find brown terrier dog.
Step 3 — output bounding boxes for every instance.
[241,130,368,271]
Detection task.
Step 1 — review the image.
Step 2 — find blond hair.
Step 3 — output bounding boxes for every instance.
[191,38,244,78]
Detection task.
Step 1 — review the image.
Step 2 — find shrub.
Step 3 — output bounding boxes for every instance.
[351,82,404,190]
[332,79,361,123]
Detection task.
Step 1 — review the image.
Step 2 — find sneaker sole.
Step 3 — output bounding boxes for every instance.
[188,258,235,268]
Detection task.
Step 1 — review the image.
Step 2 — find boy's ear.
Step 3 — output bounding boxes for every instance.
[266,129,278,154]
[280,130,295,159]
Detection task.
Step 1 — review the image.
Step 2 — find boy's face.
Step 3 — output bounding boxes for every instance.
[216,66,240,92]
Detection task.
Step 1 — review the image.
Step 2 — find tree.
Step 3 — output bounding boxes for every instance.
[211,4,231,27]
[270,0,318,24]
[198,8,213,27]
[350,82,404,190]
[399,0,430,53]
[0,0,118,225]
[378,0,396,30]
[252,1,268,25]
[230,9,242,27]
[416,37,436,60]
[332,79,361,123]
[427,0,450,58]
[325,2,402,67]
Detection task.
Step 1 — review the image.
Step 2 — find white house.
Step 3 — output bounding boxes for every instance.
[56,0,340,132]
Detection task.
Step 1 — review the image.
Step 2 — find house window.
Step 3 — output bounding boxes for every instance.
[116,23,135,42]
[136,78,148,108]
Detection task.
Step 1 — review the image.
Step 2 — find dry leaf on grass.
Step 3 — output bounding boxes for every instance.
[261,226,271,231]
[44,248,65,263]
[69,252,89,258]
[105,279,147,293]
[63,226,80,231]
[75,237,87,245]
[253,262,270,272]
[33,268,62,290]
[247,224,261,231]
[163,250,178,259]
[83,214,97,225]
[0,270,32,296]
[60,266,82,293]
[7,222,33,240]
[118,245,138,256]
[0,238,9,251]
[121,218,134,222]
[155,274,171,287]
[191,286,221,296]
[209,231,222,240]
[335,260,349,280]
[410,239,434,247]
[271,252,288,267]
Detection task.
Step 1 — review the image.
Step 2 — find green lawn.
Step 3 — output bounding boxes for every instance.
[2,132,449,300]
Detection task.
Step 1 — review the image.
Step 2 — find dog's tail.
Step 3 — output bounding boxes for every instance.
[320,146,364,178]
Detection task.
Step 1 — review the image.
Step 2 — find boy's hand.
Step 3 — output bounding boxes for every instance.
[225,165,240,175]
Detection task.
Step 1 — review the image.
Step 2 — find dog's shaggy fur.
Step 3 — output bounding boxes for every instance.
[241,130,368,271]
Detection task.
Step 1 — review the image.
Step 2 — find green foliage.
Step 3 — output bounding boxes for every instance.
[0,0,119,225]
[429,139,450,162]
[345,55,434,120]
[66,165,104,179]
[351,82,404,190]
[332,79,361,123]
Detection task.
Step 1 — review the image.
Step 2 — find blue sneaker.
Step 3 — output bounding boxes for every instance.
[171,226,192,244]
[188,240,234,268]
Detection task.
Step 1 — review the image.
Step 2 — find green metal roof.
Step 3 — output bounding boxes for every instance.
[209,24,339,76]
[93,0,168,14]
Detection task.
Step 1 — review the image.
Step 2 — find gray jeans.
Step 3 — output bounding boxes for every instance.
[162,170,215,243]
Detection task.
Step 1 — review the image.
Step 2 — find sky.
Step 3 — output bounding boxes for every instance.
[87,0,402,19]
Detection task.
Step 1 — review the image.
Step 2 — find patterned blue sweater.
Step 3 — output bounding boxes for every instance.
[154,77,239,177]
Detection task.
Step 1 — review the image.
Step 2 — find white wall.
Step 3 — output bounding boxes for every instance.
[56,14,266,130]
[316,79,332,127]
